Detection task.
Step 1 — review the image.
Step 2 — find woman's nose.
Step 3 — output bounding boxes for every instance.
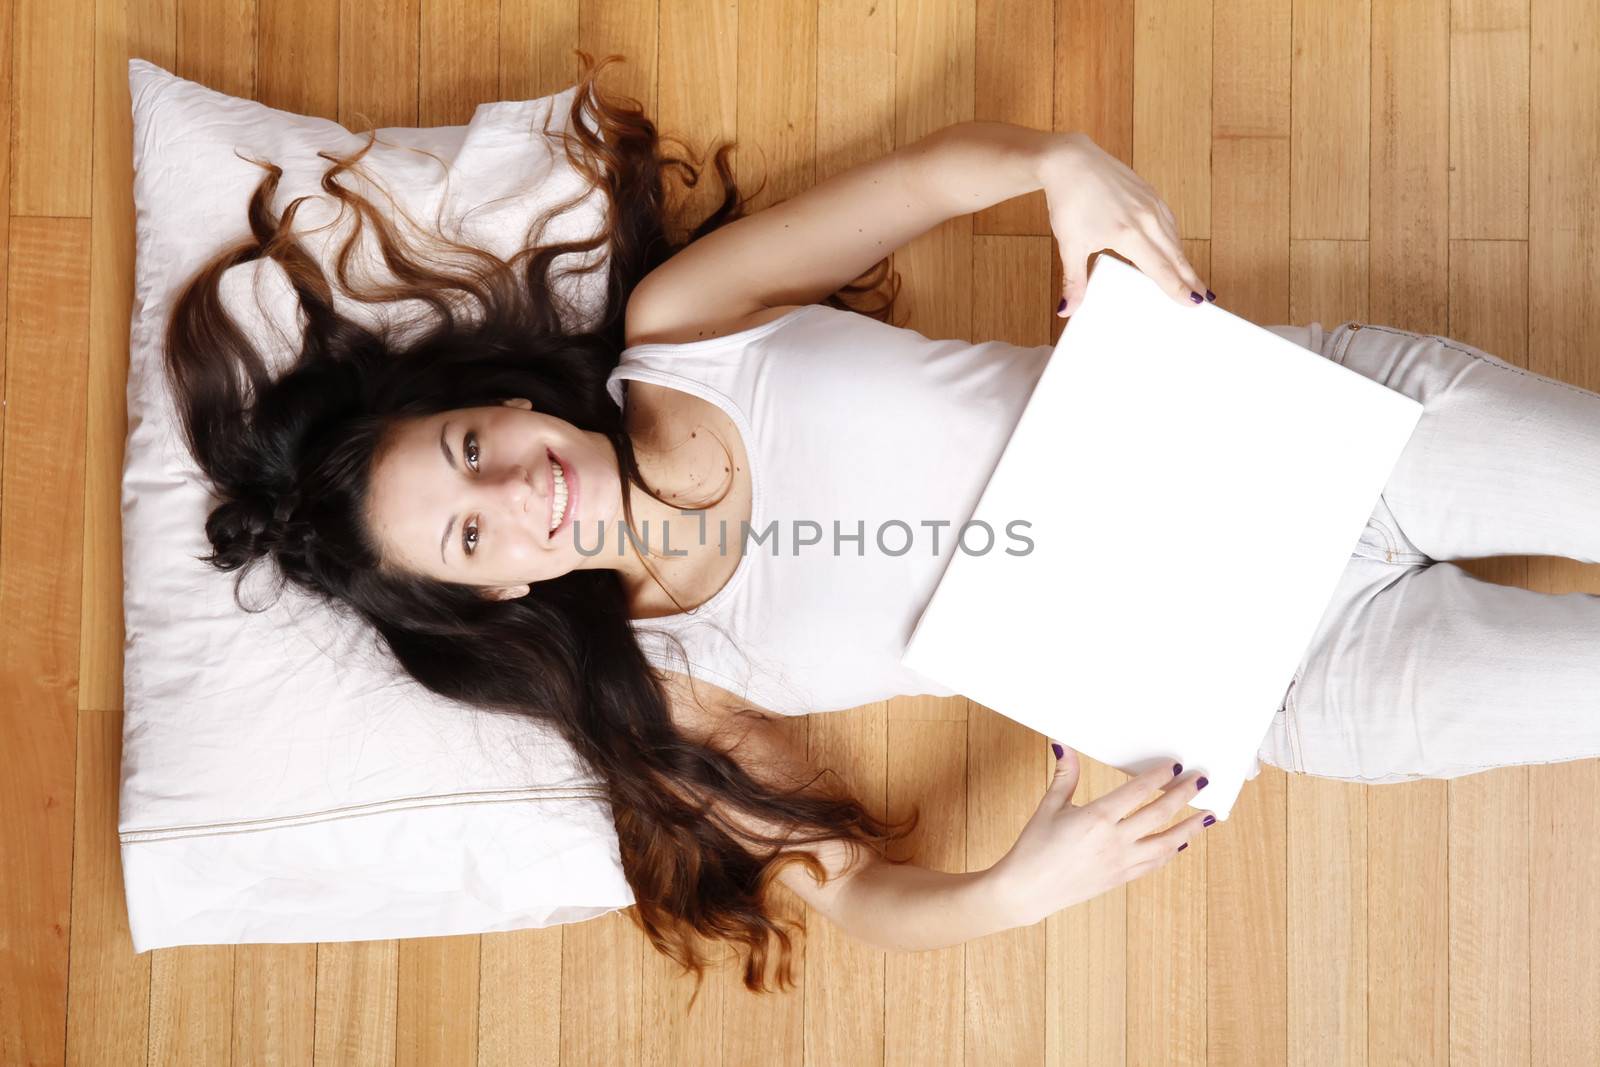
[484,463,531,511]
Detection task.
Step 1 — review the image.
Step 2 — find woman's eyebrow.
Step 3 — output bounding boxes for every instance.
[439,419,457,564]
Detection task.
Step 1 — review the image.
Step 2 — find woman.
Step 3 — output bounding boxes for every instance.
[166,51,1600,1003]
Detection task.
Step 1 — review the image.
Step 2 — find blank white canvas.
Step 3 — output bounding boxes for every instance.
[901,255,1424,820]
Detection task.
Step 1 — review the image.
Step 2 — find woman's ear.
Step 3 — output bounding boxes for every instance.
[483,583,531,602]
[501,397,533,410]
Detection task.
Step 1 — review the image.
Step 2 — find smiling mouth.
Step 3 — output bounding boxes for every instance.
[547,449,570,537]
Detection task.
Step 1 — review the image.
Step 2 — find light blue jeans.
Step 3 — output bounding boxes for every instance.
[1253,321,1600,783]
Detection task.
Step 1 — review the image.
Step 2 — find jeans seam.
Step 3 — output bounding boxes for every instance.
[1350,324,1600,402]
[1282,678,1306,774]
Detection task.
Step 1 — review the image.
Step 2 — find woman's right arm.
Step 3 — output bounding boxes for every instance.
[665,674,1216,953]
[660,668,1023,952]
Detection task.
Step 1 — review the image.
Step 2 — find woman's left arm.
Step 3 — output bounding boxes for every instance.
[626,121,1208,346]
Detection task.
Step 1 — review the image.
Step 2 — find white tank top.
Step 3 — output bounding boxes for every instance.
[605,303,1053,715]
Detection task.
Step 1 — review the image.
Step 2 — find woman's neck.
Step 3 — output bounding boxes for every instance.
[608,423,747,618]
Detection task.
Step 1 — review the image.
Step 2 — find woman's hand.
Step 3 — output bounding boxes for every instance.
[1040,132,1214,319]
[988,741,1214,928]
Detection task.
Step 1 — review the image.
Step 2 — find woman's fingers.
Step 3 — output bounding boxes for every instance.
[1096,760,1184,821]
[1139,214,1209,302]
[1124,769,1212,840]
[1134,808,1212,860]
[1141,206,1211,302]
[1117,229,1195,306]
[1058,241,1089,318]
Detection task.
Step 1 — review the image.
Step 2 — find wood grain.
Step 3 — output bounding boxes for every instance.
[1290,0,1369,240]
[66,712,151,1066]
[1132,0,1210,240]
[1528,0,1600,1061]
[0,216,92,1067]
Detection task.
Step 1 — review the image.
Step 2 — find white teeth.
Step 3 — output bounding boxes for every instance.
[549,458,568,533]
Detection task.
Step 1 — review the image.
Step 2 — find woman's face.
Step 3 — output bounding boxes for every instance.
[365,399,620,596]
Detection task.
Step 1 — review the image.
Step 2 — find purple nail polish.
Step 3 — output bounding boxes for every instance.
[1057,297,1067,314]
[1172,762,1182,777]
[1195,776,1209,791]
[1202,814,1216,827]
[1177,842,1188,852]
[1189,291,1203,303]
[1052,743,1064,759]
[1205,289,1216,302]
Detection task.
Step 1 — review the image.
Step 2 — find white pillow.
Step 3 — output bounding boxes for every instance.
[122,58,637,951]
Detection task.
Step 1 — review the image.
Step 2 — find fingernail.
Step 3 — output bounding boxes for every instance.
[1052,743,1064,759]
[1205,289,1216,302]
[1177,842,1188,852]
[1172,762,1182,777]
[1202,814,1216,827]
[1195,776,1209,791]
[1057,297,1067,314]
[1189,291,1203,304]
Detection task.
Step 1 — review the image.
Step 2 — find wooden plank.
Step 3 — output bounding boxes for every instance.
[395,935,480,1066]
[560,909,643,1066]
[974,0,1052,235]
[1211,0,1290,322]
[1052,0,1132,167]
[1208,11,1291,1062]
[233,945,316,1066]
[1288,239,1368,326]
[1529,0,1600,1059]
[341,0,420,130]
[420,0,499,126]
[1444,238,1532,1067]
[1289,0,1369,240]
[259,0,339,118]
[500,0,581,99]
[175,0,256,97]
[735,0,816,212]
[66,712,151,1066]
[0,215,92,1067]
[477,926,563,1067]
[1132,0,1210,240]
[884,706,965,1067]
[1449,0,1529,240]
[1288,779,1368,1067]
[1284,239,1371,1067]
[0,0,12,470]
[1371,0,1450,334]
[314,940,399,1066]
[149,946,235,1063]
[657,0,738,247]
[818,0,894,179]
[12,0,95,216]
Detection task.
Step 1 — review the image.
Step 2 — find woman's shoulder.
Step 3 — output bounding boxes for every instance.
[622,297,809,350]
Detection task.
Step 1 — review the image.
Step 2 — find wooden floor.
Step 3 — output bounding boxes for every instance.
[3,0,1599,1063]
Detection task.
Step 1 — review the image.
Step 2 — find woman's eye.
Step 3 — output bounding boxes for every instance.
[464,432,480,471]
[463,517,480,556]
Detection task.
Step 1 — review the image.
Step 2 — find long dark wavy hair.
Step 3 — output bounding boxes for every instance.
[163,51,922,1002]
